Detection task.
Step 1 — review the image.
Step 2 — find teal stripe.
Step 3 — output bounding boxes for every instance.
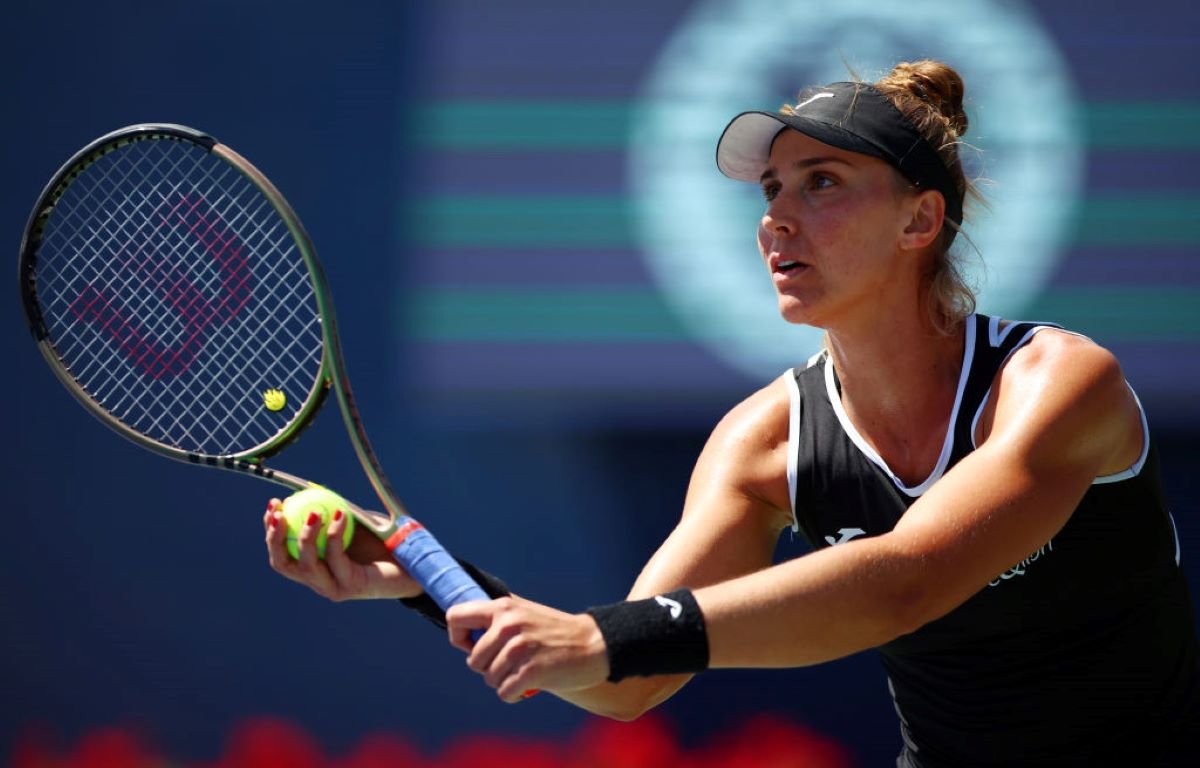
[1072,197,1200,246]
[405,287,1200,343]
[1027,287,1200,342]
[409,101,1200,150]
[1086,103,1200,150]
[408,102,631,149]
[407,195,1200,249]
[407,196,633,248]
[404,288,686,341]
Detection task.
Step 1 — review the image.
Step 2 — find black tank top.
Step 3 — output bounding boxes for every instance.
[785,314,1200,766]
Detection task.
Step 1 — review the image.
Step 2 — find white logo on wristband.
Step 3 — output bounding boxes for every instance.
[655,595,683,619]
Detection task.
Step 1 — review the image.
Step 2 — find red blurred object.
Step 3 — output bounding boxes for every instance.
[200,717,324,768]
[438,734,563,768]
[12,725,161,768]
[8,711,852,767]
[567,715,683,768]
[330,732,426,768]
[693,714,853,768]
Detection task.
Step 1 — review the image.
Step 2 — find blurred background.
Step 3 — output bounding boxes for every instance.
[3,1,1197,765]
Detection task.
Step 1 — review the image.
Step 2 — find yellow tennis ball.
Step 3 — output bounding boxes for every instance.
[282,487,355,559]
[263,388,287,411]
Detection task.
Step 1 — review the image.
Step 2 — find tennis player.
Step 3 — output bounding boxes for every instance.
[266,60,1200,766]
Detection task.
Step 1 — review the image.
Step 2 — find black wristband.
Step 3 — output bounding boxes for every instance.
[585,588,710,682]
[398,557,511,630]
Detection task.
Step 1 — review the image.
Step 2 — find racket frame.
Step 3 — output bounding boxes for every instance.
[19,124,402,536]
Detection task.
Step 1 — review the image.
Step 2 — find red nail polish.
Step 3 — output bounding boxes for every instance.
[333,509,343,521]
[268,514,277,529]
[307,511,321,526]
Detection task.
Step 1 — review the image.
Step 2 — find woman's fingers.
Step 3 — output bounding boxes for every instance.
[264,507,294,575]
[263,498,425,602]
[447,599,503,653]
[294,511,340,595]
[322,509,356,592]
[448,598,609,702]
[262,502,338,596]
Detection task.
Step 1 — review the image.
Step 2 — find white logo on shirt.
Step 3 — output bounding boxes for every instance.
[824,527,866,546]
[654,595,683,619]
[989,539,1054,587]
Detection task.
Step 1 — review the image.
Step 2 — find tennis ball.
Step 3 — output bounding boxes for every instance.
[281,487,355,560]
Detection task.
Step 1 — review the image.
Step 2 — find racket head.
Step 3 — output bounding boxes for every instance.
[19,124,331,467]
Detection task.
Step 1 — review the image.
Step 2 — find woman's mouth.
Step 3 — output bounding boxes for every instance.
[773,258,808,277]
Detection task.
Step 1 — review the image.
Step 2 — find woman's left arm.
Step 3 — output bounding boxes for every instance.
[702,330,1144,668]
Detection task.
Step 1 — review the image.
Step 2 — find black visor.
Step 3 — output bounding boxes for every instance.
[716,82,963,228]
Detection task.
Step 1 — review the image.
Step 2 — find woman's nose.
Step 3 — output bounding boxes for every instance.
[761,202,796,238]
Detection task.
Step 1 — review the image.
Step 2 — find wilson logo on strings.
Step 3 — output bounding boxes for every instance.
[68,194,253,379]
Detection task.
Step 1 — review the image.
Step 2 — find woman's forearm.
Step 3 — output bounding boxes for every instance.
[698,536,923,669]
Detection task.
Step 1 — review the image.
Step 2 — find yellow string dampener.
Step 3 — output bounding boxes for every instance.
[263,388,286,411]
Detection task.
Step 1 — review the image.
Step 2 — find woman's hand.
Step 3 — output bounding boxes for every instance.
[263,498,423,601]
[447,596,610,702]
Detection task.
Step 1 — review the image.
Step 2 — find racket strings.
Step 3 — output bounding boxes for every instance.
[68,147,316,451]
[45,144,224,361]
[148,249,320,452]
[35,138,325,457]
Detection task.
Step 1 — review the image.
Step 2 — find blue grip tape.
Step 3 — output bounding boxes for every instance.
[390,522,489,642]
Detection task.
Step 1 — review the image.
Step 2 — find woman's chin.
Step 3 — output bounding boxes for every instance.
[777,299,825,328]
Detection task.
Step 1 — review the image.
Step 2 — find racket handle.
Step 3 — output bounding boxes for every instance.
[387,517,490,642]
[388,516,541,697]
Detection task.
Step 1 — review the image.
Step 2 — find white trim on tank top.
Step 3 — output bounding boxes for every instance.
[969,321,1151,484]
[821,316,978,498]
[784,369,804,532]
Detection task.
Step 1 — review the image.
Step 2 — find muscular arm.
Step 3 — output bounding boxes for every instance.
[451,378,795,717]
[449,332,1144,711]
[699,331,1144,668]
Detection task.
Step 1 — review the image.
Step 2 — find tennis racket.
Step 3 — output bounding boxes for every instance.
[18,123,490,617]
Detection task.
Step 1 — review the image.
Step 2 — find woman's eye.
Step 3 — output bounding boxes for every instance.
[810,173,835,190]
[762,174,833,201]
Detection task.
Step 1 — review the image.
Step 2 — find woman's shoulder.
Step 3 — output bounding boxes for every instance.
[1002,323,1120,380]
[694,375,794,509]
[971,314,1118,383]
[715,373,793,444]
[983,323,1139,475]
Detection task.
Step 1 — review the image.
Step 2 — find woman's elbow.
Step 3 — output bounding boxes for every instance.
[880,563,980,641]
[595,702,652,722]
[574,677,687,721]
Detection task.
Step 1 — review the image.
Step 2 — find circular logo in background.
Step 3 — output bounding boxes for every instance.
[629,0,1084,380]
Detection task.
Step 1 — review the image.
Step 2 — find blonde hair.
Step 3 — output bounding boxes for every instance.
[872,60,982,334]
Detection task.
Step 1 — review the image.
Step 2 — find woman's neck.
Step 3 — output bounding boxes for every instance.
[824,309,967,483]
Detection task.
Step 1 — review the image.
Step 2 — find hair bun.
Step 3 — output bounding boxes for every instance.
[884,60,968,136]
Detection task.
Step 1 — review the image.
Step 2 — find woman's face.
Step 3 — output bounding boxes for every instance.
[757,129,919,329]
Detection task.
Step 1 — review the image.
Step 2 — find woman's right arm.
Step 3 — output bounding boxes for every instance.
[263,378,794,720]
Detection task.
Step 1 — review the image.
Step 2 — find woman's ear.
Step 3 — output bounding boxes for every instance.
[899,188,946,250]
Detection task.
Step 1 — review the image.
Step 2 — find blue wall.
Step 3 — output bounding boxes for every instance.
[3,2,1198,765]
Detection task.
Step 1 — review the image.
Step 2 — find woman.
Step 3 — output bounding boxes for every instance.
[265,61,1200,766]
